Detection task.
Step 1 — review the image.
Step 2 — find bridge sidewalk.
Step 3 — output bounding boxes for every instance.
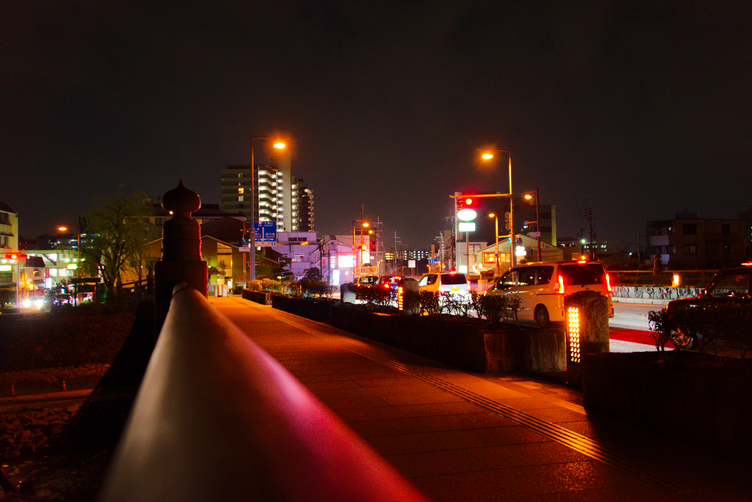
[212,297,749,502]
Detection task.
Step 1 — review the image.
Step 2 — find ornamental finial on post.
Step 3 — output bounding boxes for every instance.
[155,180,208,331]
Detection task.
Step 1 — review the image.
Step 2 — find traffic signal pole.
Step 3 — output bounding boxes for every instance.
[451,192,514,272]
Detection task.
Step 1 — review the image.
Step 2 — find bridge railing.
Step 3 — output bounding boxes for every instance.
[99,284,428,502]
[609,269,718,288]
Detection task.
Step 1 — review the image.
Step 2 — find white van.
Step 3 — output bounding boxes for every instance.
[485,260,614,328]
[418,271,469,296]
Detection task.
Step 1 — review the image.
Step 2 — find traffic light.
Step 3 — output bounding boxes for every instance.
[456,196,474,210]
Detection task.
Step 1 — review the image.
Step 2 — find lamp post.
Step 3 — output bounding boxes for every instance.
[351,219,369,279]
[248,136,286,285]
[480,148,515,266]
[524,188,542,261]
[488,213,500,275]
[57,224,81,277]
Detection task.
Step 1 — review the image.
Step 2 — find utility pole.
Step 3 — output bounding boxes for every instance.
[637,230,641,268]
[579,202,596,260]
[588,200,595,260]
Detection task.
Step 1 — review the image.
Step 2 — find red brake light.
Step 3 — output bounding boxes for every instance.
[606,273,612,292]
[577,260,587,264]
[555,275,564,294]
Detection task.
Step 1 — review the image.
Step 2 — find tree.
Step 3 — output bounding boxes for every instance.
[302,267,323,282]
[256,254,293,281]
[79,188,155,298]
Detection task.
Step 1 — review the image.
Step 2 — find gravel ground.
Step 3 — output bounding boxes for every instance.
[0,303,147,500]
[0,365,114,501]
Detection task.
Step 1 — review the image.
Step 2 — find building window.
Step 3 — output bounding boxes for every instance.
[722,224,731,235]
[684,244,697,255]
[723,242,735,254]
[683,224,697,235]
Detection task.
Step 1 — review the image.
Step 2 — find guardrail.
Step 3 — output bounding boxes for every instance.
[99,284,428,502]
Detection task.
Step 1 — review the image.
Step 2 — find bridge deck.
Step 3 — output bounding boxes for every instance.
[212,296,749,502]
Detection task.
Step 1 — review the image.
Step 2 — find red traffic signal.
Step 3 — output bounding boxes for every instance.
[456,197,474,210]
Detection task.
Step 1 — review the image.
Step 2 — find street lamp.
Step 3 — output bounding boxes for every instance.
[524,188,542,261]
[57,224,81,277]
[248,136,286,285]
[352,220,370,278]
[488,213,500,275]
[480,148,516,266]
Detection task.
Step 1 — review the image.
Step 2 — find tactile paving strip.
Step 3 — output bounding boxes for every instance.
[268,310,724,502]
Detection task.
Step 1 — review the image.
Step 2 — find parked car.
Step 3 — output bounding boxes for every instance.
[417,271,470,297]
[664,264,752,348]
[485,259,614,328]
[376,275,404,293]
[354,274,379,298]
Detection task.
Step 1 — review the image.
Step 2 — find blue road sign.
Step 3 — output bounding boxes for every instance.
[254,221,277,247]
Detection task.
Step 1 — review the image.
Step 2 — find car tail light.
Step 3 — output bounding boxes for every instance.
[555,275,565,294]
[606,273,612,292]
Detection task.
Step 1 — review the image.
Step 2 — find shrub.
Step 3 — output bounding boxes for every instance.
[418,291,441,315]
[283,281,302,297]
[649,303,752,359]
[300,279,329,298]
[261,279,283,293]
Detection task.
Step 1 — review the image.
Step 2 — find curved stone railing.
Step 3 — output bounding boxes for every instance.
[99,285,428,502]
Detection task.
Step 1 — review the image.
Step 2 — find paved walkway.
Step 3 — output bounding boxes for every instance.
[211,297,750,502]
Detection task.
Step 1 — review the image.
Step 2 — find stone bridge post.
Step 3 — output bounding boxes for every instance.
[155,180,208,328]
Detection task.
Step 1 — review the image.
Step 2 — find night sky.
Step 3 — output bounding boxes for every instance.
[2,1,750,252]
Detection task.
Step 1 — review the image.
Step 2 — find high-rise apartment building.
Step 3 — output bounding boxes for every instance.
[221,164,314,232]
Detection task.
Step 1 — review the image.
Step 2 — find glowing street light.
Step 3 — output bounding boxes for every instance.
[352,219,370,278]
[488,212,500,275]
[57,223,82,280]
[480,148,516,266]
[247,136,287,286]
[524,188,542,261]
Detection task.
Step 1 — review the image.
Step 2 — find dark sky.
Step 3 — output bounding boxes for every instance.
[2,1,751,251]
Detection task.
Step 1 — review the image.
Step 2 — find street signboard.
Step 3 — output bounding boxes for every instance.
[254,221,277,247]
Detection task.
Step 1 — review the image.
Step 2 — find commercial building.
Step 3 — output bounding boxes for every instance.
[647,211,748,269]
[0,203,19,304]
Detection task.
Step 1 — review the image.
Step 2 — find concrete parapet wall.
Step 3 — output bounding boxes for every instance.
[271,295,335,322]
[583,351,752,460]
[241,289,273,305]
[326,305,565,374]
